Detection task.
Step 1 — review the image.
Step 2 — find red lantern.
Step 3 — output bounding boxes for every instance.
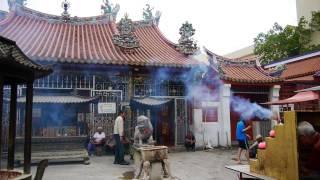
[269,130,276,138]
[258,142,266,149]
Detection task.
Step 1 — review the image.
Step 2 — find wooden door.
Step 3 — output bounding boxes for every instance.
[230,110,253,141]
[156,104,174,146]
[230,92,270,141]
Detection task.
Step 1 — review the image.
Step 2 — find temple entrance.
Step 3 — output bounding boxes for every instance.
[230,110,253,141]
[152,104,175,146]
[91,90,123,136]
[230,92,270,141]
[175,98,188,145]
[130,97,176,146]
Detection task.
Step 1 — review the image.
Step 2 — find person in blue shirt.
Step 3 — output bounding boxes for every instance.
[234,117,251,164]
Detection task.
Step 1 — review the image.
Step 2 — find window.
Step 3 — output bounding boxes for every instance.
[202,107,218,122]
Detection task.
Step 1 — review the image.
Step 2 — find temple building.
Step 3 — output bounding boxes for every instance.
[0,0,201,149]
[1,0,309,153]
[203,48,282,144]
[264,50,320,111]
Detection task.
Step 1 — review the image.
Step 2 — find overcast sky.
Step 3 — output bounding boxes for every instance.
[0,0,297,55]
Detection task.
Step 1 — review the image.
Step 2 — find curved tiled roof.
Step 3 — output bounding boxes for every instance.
[17,95,99,104]
[285,75,315,82]
[220,64,282,84]
[280,55,320,79]
[0,35,52,78]
[204,48,282,84]
[131,97,172,107]
[0,6,199,68]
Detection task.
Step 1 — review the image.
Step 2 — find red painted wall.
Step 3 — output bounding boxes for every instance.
[230,92,269,141]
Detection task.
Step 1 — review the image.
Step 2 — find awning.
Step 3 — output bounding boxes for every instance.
[16,95,99,104]
[295,86,320,92]
[261,91,319,105]
[130,97,172,107]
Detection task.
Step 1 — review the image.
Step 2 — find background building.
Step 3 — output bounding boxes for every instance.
[205,49,281,143]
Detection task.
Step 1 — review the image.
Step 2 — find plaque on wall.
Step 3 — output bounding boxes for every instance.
[203,108,218,123]
[98,103,116,114]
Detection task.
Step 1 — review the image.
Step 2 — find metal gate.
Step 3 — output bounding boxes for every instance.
[259,120,272,138]
[175,98,188,145]
[91,90,122,137]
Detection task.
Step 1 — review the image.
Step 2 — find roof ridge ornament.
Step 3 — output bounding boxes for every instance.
[101,0,120,21]
[142,4,161,26]
[112,14,140,53]
[266,64,286,77]
[207,53,221,73]
[176,21,198,55]
[143,4,154,21]
[61,0,71,21]
[8,0,27,10]
[154,11,161,25]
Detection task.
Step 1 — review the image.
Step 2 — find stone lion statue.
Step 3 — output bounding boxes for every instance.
[134,115,154,145]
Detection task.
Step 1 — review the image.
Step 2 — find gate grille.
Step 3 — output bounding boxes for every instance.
[92,90,122,137]
[176,99,187,145]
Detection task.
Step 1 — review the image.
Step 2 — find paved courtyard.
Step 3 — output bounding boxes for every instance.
[29,148,242,180]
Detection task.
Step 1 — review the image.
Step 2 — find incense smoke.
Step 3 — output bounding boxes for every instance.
[151,63,221,101]
[187,52,272,121]
[151,59,272,121]
[231,96,272,120]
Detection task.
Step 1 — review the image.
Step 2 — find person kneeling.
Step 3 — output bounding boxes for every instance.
[185,131,196,152]
[249,134,263,159]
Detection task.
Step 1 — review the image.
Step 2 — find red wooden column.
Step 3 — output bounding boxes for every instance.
[0,76,3,169]
[24,81,33,174]
[8,83,17,170]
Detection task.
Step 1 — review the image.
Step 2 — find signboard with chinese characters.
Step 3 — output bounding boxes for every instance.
[98,103,116,114]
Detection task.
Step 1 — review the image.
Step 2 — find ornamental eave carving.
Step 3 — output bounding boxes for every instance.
[112,14,140,53]
[176,22,198,55]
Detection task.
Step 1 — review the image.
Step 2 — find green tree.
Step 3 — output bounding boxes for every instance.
[310,11,320,31]
[254,11,320,65]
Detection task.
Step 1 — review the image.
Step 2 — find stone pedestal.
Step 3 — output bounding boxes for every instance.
[133,145,172,180]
